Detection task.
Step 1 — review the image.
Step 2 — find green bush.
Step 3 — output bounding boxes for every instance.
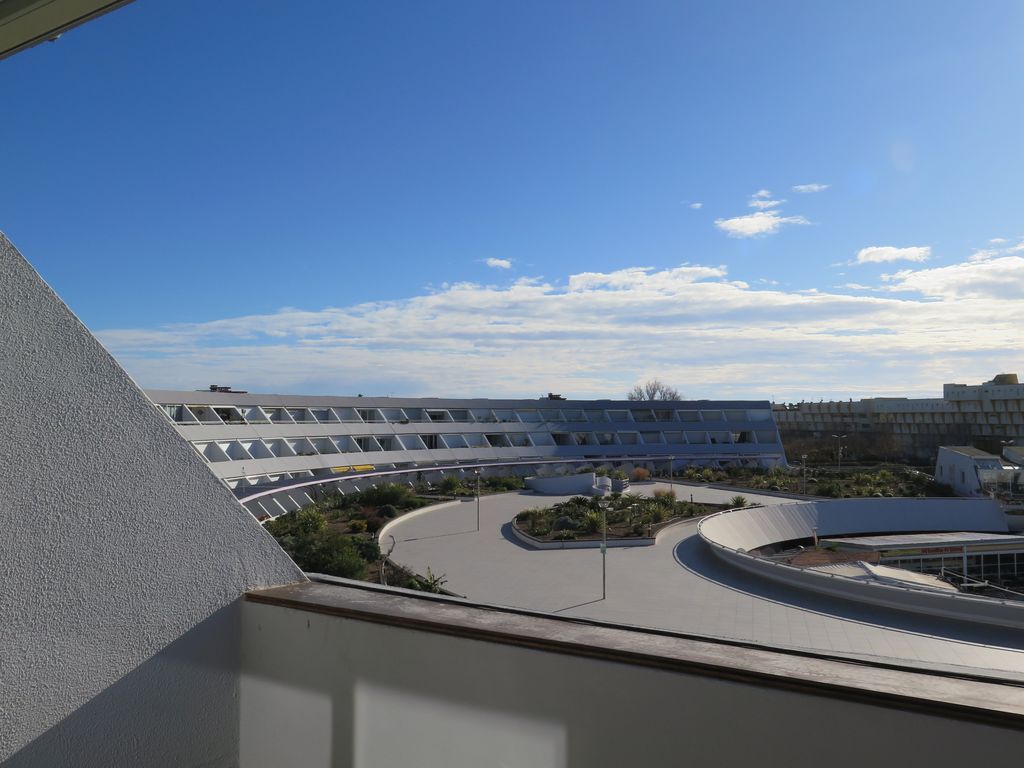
[553,515,580,531]
[439,475,465,494]
[353,537,381,563]
[349,519,367,533]
[378,504,398,519]
[361,482,416,508]
[816,482,842,498]
[553,530,577,541]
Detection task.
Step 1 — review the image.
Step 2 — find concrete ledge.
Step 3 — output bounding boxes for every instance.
[245,580,1024,729]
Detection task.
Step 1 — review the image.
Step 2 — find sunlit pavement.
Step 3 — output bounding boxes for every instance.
[384,482,1024,680]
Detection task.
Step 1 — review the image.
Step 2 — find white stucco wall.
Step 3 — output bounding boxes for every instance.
[241,599,1024,768]
[526,473,597,495]
[0,234,304,766]
[935,448,986,496]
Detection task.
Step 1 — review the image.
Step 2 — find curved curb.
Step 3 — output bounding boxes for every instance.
[376,499,463,547]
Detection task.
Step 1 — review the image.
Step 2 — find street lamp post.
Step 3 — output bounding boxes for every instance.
[668,455,674,486]
[601,501,608,600]
[474,469,480,532]
[801,453,808,494]
[832,434,847,472]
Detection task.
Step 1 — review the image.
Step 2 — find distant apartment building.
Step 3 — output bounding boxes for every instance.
[147,389,786,517]
[773,373,1024,462]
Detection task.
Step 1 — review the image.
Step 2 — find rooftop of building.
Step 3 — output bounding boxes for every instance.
[821,531,1024,551]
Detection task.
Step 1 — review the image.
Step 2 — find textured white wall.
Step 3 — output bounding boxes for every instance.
[0,234,304,766]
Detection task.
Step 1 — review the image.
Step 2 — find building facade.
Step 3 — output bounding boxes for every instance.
[147,389,787,516]
[773,373,1024,462]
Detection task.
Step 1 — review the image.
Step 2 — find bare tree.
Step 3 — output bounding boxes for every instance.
[627,379,682,401]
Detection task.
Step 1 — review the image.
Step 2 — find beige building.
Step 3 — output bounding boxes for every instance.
[773,373,1024,462]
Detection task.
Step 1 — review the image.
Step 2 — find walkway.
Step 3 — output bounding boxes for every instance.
[384,482,1024,680]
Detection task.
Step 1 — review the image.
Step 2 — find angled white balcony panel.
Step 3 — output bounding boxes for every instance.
[219,441,254,461]
[189,405,224,424]
[310,437,339,455]
[243,406,271,423]
[309,407,339,424]
[265,439,298,458]
[240,440,274,459]
[287,437,319,457]
[264,408,295,425]
[440,434,469,449]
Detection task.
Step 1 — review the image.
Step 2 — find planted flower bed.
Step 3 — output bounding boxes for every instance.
[512,490,723,542]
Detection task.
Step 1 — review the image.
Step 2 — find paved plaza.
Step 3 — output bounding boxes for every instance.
[384,482,1024,681]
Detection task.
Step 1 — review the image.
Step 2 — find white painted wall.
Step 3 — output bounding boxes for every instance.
[935,448,988,496]
[0,234,304,765]
[240,599,1023,768]
[526,473,597,495]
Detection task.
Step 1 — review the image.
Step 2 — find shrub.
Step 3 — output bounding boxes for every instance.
[353,537,381,563]
[348,519,367,533]
[816,482,842,498]
[484,475,525,491]
[365,516,383,534]
[584,510,603,534]
[378,504,398,519]
[361,482,415,508]
[650,507,665,524]
[728,495,748,508]
[553,515,580,531]
[631,467,651,481]
[553,530,577,541]
[439,475,464,494]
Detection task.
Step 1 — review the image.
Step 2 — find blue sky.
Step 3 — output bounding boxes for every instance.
[2,1,1023,400]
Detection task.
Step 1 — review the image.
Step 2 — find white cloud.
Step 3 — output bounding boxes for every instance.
[792,183,830,193]
[714,211,809,238]
[689,202,703,209]
[854,246,931,264]
[485,258,512,269]
[748,197,785,210]
[989,237,1008,245]
[97,249,1024,402]
[882,255,1024,299]
[752,189,772,199]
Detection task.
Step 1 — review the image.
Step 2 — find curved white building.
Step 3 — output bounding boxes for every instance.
[147,389,787,516]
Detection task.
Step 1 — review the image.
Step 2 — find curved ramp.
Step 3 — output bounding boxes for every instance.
[698,498,1024,629]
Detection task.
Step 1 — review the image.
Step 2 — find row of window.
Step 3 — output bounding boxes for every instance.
[193,429,782,463]
[161,403,774,427]
[886,551,1024,581]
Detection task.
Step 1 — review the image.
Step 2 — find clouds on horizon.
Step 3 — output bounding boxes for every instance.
[485,257,512,269]
[99,249,1024,402]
